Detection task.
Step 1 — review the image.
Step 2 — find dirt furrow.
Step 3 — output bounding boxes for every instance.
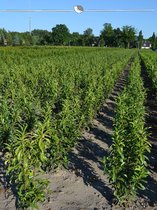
[37,61,132,210]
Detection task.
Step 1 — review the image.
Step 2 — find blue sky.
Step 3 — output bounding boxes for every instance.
[0,0,156,38]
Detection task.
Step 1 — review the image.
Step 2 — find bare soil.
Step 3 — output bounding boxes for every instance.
[0,60,157,210]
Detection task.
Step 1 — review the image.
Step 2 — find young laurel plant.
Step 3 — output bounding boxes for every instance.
[5,108,51,209]
[104,57,151,204]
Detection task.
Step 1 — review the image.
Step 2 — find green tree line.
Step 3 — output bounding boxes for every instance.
[0,23,156,49]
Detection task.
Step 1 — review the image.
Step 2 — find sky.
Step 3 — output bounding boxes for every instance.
[0,0,156,38]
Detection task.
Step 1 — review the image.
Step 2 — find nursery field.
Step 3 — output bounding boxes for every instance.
[0,47,157,210]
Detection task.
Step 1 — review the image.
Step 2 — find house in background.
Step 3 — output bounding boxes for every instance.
[141,41,152,49]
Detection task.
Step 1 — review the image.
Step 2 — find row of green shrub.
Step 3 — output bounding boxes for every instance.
[104,56,150,204]
[140,51,157,99]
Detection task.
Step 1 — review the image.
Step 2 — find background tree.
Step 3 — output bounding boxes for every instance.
[99,38,105,47]
[32,29,51,45]
[12,33,20,46]
[5,32,12,45]
[137,30,143,49]
[0,31,4,45]
[122,25,136,48]
[0,24,156,48]
[113,28,123,47]
[51,24,70,45]
[92,36,100,47]
[100,23,114,47]
[0,28,8,45]
[83,28,94,46]
[149,32,156,50]
[70,32,81,46]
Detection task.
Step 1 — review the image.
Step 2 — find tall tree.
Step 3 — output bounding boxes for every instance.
[0,28,8,45]
[51,24,70,45]
[100,23,114,47]
[70,32,80,46]
[113,28,123,47]
[137,30,143,49]
[149,32,156,50]
[12,34,20,46]
[99,38,105,47]
[5,32,12,45]
[32,29,51,45]
[83,28,94,46]
[122,26,136,48]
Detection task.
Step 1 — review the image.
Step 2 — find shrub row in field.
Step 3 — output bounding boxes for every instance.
[0,47,133,208]
[140,51,157,99]
[104,56,150,204]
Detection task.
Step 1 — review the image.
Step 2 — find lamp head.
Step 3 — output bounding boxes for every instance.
[74,5,84,14]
